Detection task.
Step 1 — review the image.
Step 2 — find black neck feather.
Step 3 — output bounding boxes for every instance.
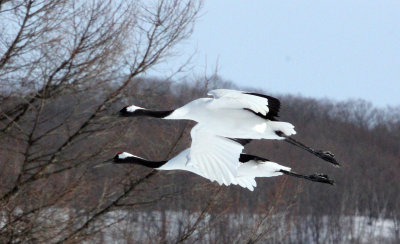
[139,109,174,118]
[120,108,174,118]
[114,156,167,168]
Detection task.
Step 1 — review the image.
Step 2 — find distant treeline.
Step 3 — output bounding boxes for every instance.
[2,76,399,243]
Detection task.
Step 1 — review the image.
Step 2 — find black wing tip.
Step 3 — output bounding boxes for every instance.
[239,154,270,163]
[243,108,279,121]
[243,92,281,109]
[243,92,281,121]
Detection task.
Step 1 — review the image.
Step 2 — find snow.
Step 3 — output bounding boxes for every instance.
[1,208,398,243]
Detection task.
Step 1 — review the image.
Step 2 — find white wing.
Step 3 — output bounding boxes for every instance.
[189,125,245,186]
[231,177,257,191]
[208,89,280,119]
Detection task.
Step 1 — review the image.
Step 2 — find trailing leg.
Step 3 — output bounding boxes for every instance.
[279,169,335,185]
[277,132,340,167]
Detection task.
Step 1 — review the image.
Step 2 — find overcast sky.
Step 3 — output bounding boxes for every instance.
[153,0,400,107]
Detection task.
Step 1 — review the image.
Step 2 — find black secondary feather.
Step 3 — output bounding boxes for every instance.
[244,92,280,121]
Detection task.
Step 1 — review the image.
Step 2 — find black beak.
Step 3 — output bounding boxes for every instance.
[94,159,114,168]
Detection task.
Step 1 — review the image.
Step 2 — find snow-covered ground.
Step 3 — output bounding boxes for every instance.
[2,208,398,243]
[96,211,398,243]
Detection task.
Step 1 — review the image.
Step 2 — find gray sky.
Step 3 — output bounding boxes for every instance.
[153,0,400,107]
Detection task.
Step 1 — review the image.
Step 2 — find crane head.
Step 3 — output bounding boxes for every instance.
[119,105,144,117]
[95,152,128,168]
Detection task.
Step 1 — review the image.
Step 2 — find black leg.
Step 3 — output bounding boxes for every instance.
[284,136,340,167]
[279,170,335,185]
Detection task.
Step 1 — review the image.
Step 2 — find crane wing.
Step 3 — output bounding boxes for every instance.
[189,125,245,186]
[231,177,257,191]
[208,89,280,120]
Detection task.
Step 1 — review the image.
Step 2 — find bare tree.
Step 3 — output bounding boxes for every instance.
[1,1,399,243]
[0,0,201,242]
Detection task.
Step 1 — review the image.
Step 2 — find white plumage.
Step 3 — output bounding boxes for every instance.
[122,89,296,140]
[208,89,274,116]
[187,125,244,185]
[119,89,339,167]
[111,149,291,191]
[105,123,333,190]
[109,89,336,190]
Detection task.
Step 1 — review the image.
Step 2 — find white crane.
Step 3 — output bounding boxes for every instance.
[98,124,334,190]
[101,150,333,191]
[119,89,339,167]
